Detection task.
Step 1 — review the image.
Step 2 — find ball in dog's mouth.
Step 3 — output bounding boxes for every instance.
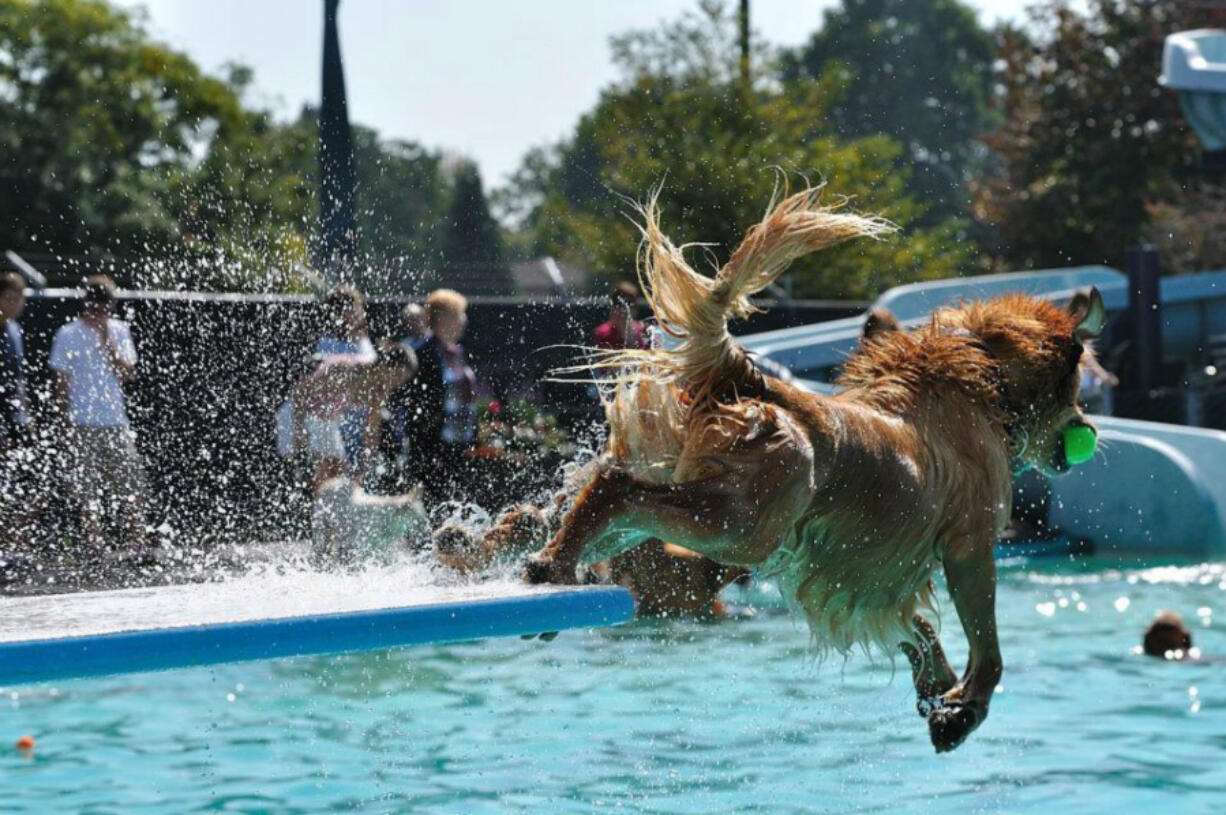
[1051,421,1097,472]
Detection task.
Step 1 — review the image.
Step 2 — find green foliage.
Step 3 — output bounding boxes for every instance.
[353,131,449,294]
[0,0,460,294]
[1145,184,1226,274]
[174,72,318,291]
[781,0,996,223]
[0,0,317,289]
[498,2,968,300]
[439,161,513,295]
[973,0,1208,270]
[0,1,228,258]
[282,109,453,295]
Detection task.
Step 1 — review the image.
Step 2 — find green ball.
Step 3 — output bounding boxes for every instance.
[1063,423,1098,467]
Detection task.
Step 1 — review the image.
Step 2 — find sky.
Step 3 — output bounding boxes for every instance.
[115,0,1026,189]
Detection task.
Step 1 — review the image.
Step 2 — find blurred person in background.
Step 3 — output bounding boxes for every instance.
[290,343,417,494]
[1079,352,1118,416]
[403,288,477,502]
[289,343,420,561]
[0,272,29,442]
[400,302,430,351]
[314,285,375,474]
[315,285,374,356]
[1143,610,1195,660]
[377,302,432,484]
[0,272,32,552]
[592,280,647,351]
[49,275,149,555]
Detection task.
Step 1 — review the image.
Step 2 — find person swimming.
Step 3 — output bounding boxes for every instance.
[1142,610,1199,661]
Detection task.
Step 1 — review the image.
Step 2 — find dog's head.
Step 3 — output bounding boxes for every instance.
[937,287,1107,476]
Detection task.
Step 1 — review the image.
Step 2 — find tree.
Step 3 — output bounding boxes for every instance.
[973,0,1223,271]
[499,1,968,300]
[781,0,996,223]
[0,0,317,288]
[440,161,513,295]
[171,68,318,291]
[281,109,453,295]
[353,131,450,295]
[0,0,463,294]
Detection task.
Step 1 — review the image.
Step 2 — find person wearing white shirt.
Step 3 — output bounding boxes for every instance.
[49,275,148,552]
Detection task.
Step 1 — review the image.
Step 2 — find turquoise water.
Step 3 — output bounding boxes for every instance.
[3,558,1224,813]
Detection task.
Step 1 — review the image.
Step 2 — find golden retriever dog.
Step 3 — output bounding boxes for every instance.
[521,185,1106,752]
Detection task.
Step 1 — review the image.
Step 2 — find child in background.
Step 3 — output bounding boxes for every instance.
[290,343,422,561]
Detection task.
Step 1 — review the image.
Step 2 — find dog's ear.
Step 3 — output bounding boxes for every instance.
[1067,287,1106,342]
[862,308,900,341]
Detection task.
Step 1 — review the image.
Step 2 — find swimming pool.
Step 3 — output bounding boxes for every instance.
[3,557,1223,813]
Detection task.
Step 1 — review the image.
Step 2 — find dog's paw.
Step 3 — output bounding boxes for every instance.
[433,525,483,572]
[490,505,551,552]
[522,554,577,585]
[926,702,984,753]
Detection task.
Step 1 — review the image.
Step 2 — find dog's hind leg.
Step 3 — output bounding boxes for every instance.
[435,503,552,574]
[900,614,958,717]
[524,466,643,584]
[526,457,813,585]
[526,406,816,583]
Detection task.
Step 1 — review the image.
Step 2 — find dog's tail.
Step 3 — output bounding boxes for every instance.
[604,184,894,407]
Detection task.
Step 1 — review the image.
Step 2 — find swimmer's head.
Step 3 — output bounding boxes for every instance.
[1143,609,1193,660]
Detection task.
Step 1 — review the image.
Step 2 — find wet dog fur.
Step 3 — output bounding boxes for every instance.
[521,185,1107,752]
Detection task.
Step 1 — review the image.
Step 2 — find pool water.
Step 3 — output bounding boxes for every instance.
[3,557,1223,813]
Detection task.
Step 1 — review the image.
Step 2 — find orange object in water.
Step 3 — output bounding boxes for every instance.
[15,735,34,751]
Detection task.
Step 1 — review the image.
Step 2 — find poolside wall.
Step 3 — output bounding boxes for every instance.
[14,290,860,544]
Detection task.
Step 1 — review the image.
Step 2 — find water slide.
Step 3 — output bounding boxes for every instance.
[740,267,1226,558]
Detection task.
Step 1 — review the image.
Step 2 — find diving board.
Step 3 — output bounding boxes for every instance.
[0,575,634,686]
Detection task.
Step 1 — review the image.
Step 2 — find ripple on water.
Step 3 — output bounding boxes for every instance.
[1,556,1223,813]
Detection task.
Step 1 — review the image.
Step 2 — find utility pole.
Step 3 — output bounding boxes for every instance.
[317,0,357,280]
[738,0,750,92]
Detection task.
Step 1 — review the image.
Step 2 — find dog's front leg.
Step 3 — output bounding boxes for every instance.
[927,542,1002,753]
